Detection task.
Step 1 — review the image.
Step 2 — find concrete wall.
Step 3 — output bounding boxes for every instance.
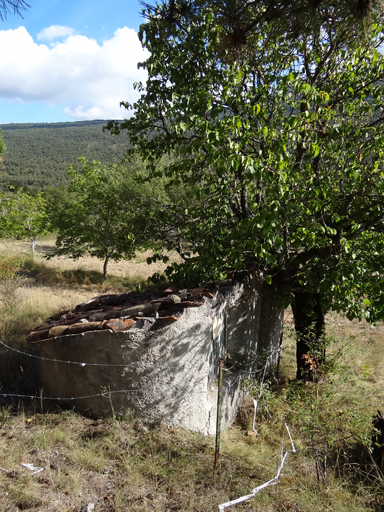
[39,276,283,435]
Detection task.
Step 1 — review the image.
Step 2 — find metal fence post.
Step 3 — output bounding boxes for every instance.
[214,357,224,470]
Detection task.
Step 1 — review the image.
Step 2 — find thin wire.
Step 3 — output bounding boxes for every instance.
[222,373,241,392]
[0,339,265,373]
[0,389,142,401]
[0,340,192,369]
[0,372,246,402]
[224,345,281,373]
[0,326,280,403]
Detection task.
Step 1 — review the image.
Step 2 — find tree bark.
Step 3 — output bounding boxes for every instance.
[30,237,36,256]
[103,251,110,280]
[291,290,325,380]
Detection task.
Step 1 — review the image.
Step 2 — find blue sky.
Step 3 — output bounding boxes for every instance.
[0,0,148,123]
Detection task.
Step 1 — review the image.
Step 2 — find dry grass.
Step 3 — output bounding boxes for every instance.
[0,240,383,511]
[0,236,182,283]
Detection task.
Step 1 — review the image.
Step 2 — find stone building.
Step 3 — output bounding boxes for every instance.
[29,273,283,435]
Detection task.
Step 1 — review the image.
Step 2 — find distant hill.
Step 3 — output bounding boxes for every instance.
[0,120,129,190]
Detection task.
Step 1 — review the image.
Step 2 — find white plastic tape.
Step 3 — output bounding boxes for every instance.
[218,424,296,510]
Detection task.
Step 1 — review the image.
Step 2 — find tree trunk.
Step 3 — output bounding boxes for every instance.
[30,237,36,256]
[103,251,109,280]
[291,290,325,380]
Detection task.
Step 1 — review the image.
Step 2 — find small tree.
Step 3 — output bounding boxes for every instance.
[0,189,49,254]
[107,1,384,378]
[52,158,159,279]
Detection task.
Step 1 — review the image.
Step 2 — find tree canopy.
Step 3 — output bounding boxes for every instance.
[51,158,171,278]
[0,188,48,253]
[140,0,384,44]
[0,0,29,21]
[107,0,384,377]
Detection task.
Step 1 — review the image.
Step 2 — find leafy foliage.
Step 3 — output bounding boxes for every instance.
[51,158,164,278]
[106,0,384,376]
[0,189,49,253]
[51,153,200,278]
[139,0,384,43]
[109,3,384,313]
[0,0,29,21]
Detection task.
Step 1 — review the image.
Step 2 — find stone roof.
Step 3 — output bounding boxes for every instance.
[27,283,229,344]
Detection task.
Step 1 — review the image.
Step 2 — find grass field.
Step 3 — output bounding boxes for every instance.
[0,239,383,511]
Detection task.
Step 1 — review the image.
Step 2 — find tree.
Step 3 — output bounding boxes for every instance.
[43,185,74,229]
[107,0,384,378]
[0,188,49,253]
[0,0,29,21]
[51,158,162,279]
[0,129,6,159]
[139,0,383,40]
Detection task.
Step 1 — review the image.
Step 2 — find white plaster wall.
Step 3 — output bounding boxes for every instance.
[38,278,282,434]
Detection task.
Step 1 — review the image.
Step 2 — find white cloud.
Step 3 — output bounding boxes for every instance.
[37,25,75,41]
[0,26,148,120]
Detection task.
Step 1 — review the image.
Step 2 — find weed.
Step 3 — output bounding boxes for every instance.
[286,366,369,485]
[362,364,372,379]
[0,403,13,423]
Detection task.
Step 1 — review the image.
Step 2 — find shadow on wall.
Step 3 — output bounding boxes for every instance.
[36,275,283,434]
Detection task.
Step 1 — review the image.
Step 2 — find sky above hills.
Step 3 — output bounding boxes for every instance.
[0,0,149,123]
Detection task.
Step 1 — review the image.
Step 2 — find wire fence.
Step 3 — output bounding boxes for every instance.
[0,339,189,369]
[0,339,282,403]
[0,336,291,511]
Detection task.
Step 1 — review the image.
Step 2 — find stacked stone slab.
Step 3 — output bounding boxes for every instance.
[28,289,208,342]
[30,274,283,435]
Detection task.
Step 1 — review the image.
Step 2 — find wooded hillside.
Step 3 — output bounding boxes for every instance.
[0,120,129,190]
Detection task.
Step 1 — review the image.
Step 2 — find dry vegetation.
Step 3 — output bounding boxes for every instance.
[0,239,383,511]
[0,235,182,283]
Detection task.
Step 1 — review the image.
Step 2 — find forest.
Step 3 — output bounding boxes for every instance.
[0,120,129,189]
